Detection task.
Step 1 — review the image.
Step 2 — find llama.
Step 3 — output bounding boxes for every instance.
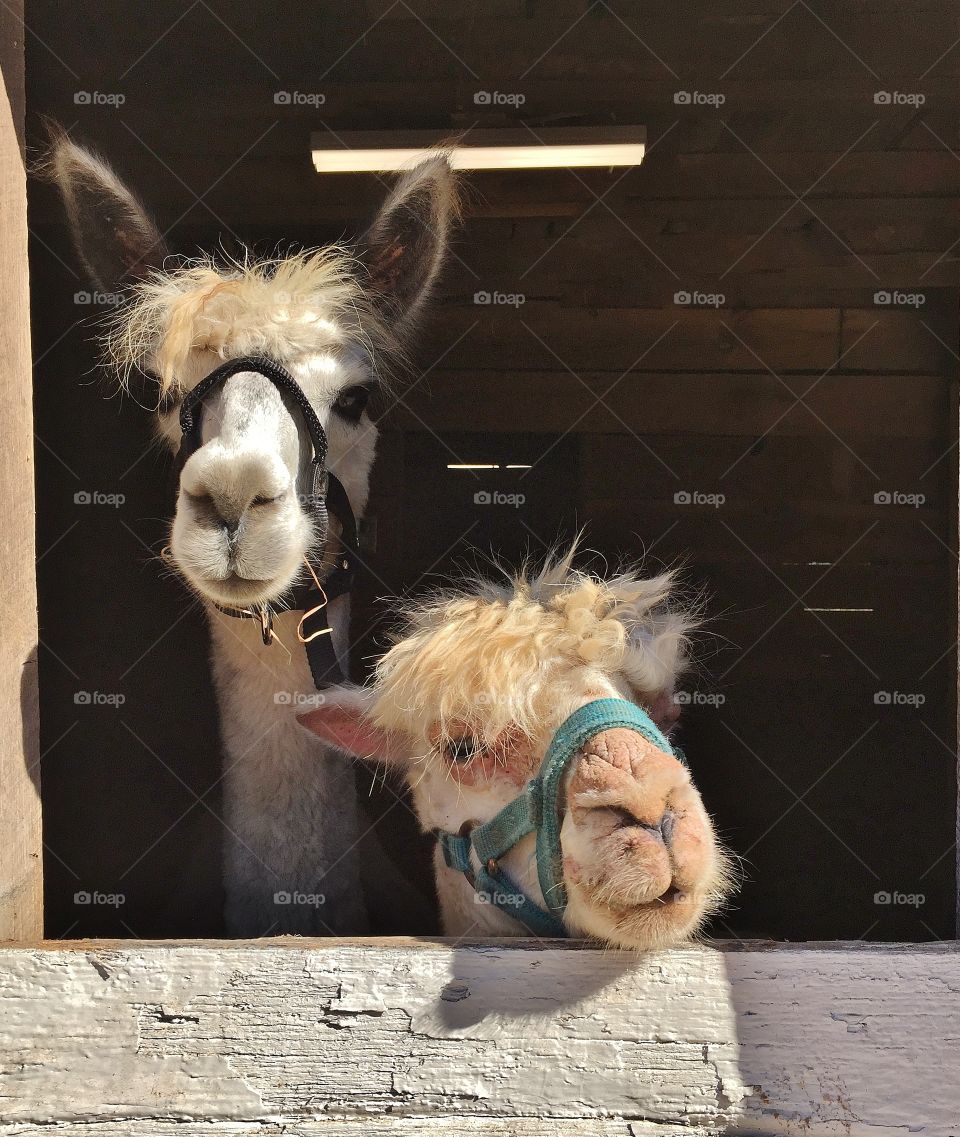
[46,130,458,935]
[300,550,734,948]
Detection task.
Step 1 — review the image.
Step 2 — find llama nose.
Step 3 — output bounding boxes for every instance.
[183,451,288,532]
[616,807,676,846]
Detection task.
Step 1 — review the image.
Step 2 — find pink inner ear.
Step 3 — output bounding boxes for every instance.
[298,704,393,761]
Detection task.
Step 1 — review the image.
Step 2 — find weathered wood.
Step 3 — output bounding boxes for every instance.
[953,372,960,938]
[386,372,950,437]
[29,1,960,89]
[419,304,949,373]
[0,941,957,1134]
[562,270,960,310]
[0,0,41,942]
[841,308,956,371]
[0,1122,699,1136]
[419,306,844,372]
[27,151,960,227]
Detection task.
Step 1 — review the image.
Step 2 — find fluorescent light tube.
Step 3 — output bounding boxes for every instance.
[312,127,645,174]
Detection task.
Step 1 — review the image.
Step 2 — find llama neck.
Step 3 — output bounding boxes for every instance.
[208,596,367,936]
[432,839,549,939]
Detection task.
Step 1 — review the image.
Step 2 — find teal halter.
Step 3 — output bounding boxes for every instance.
[436,697,683,939]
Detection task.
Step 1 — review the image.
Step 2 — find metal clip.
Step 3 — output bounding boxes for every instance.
[256,606,274,645]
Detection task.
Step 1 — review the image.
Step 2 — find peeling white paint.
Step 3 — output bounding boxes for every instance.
[0,941,957,1136]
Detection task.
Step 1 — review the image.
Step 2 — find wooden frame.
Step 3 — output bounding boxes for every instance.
[5,11,960,1135]
[0,0,41,945]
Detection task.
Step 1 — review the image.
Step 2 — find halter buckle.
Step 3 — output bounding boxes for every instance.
[211,601,275,645]
[257,606,274,645]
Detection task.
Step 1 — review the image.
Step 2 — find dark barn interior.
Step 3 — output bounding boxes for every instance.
[26,1,959,942]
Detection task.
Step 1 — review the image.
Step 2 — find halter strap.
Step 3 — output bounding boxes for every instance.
[174,354,361,690]
[437,698,682,938]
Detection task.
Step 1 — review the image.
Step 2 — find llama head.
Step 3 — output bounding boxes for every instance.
[301,551,733,949]
[44,127,458,608]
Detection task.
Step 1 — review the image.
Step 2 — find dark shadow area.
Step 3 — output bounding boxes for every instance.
[26,0,958,943]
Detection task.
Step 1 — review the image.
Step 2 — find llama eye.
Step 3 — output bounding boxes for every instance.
[447,736,480,764]
[332,384,372,422]
[156,388,179,416]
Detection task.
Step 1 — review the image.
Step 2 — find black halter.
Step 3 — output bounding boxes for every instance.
[175,354,359,689]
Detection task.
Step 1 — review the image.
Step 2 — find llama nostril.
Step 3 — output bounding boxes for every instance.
[610,807,644,830]
[611,807,675,845]
[184,490,244,543]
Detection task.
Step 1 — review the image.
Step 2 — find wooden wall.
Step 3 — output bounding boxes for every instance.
[25,0,959,940]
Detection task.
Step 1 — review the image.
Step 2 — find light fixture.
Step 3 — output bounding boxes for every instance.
[312,126,646,174]
[804,608,875,613]
[446,463,534,470]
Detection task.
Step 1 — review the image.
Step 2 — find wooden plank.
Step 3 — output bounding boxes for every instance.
[386,372,949,436]
[558,271,960,310]
[47,90,960,152]
[582,506,951,567]
[590,505,953,567]
[36,97,960,167]
[445,242,950,291]
[508,197,958,245]
[434,213,960,294]
[577,430,955,503]
[27,150,960,227]
[842,307,957,371]
[419,305,842,372]
[0,1122,691,1137]
[0,0,41,942]
[31,1,960,83]
[370,0,960,18]
[0,941,957,1133]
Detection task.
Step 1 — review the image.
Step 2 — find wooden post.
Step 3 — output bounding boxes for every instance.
[954,356,960,939]
[0,0,42,941]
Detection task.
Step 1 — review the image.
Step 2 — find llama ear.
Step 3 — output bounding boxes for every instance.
[297,687,406,766]
[40,124,169,290]
[362,154,458,332]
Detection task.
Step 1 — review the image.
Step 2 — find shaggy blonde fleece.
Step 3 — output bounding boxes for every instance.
[373,548,696,747]
[104,249,396,395]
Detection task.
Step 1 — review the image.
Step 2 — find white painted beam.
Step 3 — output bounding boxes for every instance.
[0,940,957,1136]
